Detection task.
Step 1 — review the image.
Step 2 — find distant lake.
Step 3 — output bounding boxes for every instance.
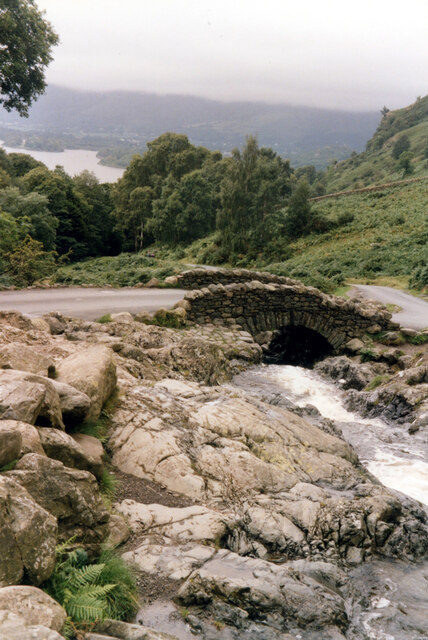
[0,143,124,183]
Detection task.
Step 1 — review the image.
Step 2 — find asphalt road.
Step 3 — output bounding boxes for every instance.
[0,287,187,321]
[1,283,427,329]
[352,285,428,330]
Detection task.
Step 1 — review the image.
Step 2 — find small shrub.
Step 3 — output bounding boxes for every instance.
[70,419,109,443]
[0,458,18,472]
[365,375,390,391]
[407,333,428,345]
[149,308,185,328]
[100,469,118,503]
[360,348,378,362]
[98,314,112,324]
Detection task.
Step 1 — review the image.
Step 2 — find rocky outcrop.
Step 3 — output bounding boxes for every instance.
[177,550,348,635]
[0,420,45,457]
[110,377,428,565]
[116,501,231,544]
[94,619,180,640]
[0,298,427,639]
[0,476,57,586]
[315,355,379,390]
[50,380,91,426]
[0,427,21,467]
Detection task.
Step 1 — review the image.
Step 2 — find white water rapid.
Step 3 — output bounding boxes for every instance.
[233,364,428,506]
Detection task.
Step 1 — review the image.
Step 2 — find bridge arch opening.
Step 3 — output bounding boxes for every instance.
[263,325,333,368]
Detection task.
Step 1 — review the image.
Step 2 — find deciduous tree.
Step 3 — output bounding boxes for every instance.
[0,0,58,115]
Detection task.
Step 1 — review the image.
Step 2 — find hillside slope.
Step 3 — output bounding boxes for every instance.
[322,96,428,192]
[266,179,428,290]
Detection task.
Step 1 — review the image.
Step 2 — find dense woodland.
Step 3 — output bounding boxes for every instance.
[0,94,427,290]
[0,132,318,285]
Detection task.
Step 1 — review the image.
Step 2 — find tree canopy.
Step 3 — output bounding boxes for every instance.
[0,0,58,115]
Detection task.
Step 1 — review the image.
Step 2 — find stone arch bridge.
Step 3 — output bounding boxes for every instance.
[173,270,396,357]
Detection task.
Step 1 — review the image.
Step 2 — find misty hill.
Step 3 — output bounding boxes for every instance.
[0,85,380,168]
[321,95,428,191]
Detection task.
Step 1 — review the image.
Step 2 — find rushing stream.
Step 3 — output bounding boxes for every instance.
[231,364,428,640]
[232,364,428,506]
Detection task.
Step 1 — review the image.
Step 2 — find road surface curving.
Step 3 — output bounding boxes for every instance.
[0,287,187,321]
[352,285,428,330]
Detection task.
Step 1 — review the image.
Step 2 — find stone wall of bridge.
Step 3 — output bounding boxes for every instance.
[169,268,299,290]
[181,280,396,350]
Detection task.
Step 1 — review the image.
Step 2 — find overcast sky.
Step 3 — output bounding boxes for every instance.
[35,0,428,111]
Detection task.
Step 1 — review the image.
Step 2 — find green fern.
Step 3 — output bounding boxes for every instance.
[42,543,138,634]
[64,584,117,622]
[67,563,106,590]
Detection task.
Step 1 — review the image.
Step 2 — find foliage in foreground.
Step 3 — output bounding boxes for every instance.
[43,543,138,637]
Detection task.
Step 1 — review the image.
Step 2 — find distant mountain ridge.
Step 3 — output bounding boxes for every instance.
[0,85,380,168]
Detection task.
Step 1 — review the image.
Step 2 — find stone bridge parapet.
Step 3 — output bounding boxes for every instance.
[168,268,299,290]
[180,281,396,350]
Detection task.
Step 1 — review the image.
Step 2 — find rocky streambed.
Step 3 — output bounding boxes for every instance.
[0,307,427,639]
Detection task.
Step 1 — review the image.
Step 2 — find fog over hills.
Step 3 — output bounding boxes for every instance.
[0,85,381,167]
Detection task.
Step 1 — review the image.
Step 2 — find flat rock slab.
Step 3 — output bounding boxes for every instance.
[115,500,230,543]
[94,618,180,639]
[123,541,216,581]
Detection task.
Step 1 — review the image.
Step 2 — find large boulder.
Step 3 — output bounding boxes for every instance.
[56,345,117,422]
[0,586,66,632]
[6,454,109,549]
[0,370,64,429]
[38,428,103,479]
[0,610,65,640]
[0,476,57,586]
[0,420,45,457]
[0,343,55,377]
